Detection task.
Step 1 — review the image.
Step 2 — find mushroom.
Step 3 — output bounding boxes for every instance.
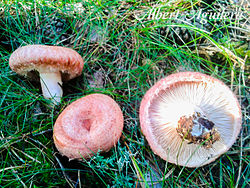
[53,93,124,160]
[139,72,242,167]
[9,45,84,105]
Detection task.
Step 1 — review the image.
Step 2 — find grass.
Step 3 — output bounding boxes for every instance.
[0,0,249,187]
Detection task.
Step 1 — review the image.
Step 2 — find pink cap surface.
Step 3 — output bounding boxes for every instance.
[53,94,124,160]
[9,45,84,81]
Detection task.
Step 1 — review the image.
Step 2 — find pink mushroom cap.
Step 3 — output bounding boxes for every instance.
[9,45,84,105]
[9,45,84,80]
[140,72,242,167]
[53,93,124,160]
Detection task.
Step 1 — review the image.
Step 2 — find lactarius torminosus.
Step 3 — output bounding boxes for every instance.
[140,72,242,167]
[53,94,124,160]
[9,45,84,105]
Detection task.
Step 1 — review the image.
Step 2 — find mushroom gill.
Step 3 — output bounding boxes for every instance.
[140,72,242,167]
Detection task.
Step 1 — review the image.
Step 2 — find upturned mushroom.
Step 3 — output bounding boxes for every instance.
[53,93,124,160]
[140,72,242,167]
[9,45,84,105]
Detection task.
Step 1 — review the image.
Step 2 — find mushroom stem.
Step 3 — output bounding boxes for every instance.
[176,112,220,148]
[40,72,63,105]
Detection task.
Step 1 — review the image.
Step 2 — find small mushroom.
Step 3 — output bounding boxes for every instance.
[9,45,84,105]
[53,93,124,160]
[140,72,242,167]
